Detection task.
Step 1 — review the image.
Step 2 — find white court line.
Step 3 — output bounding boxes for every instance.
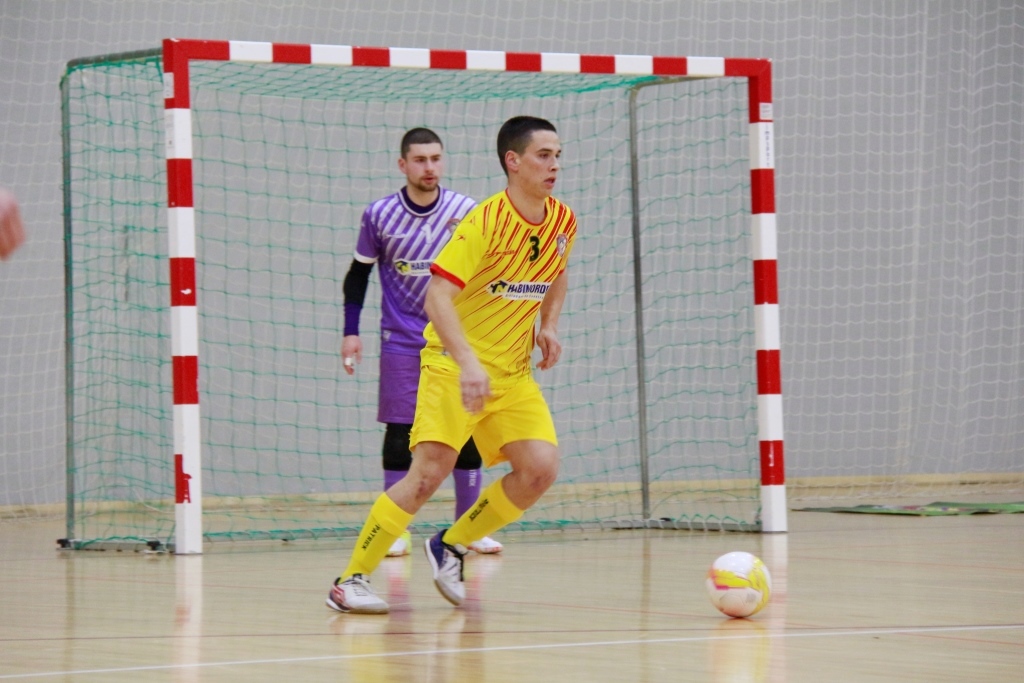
[1,623,1021,680]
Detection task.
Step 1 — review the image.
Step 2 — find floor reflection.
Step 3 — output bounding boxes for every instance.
[327,549,503,683]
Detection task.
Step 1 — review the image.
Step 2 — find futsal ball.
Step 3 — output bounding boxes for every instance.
[705,551,772,618]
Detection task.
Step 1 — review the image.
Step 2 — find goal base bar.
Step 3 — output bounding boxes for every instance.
[609,518,761,532]
[56,517,765,552]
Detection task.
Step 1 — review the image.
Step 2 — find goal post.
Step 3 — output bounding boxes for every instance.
[61,39,785,552]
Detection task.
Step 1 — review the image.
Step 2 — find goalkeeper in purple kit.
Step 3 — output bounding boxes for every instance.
[339,127,502,557]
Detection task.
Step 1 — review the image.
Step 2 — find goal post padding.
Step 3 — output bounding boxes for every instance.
[61,40,783,551]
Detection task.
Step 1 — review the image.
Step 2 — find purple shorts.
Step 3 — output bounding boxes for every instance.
[377,350,421,424]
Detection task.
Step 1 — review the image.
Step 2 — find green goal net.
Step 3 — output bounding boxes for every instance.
[61,48,760,550]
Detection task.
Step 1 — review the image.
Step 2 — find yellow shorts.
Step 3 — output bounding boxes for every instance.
[410,364,558,467]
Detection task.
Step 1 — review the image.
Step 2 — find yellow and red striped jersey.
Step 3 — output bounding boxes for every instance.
[424,189,577,383]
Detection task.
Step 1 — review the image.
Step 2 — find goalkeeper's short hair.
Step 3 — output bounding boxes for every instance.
[400,127,443,157]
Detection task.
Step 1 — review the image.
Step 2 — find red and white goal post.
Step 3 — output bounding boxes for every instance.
[163,38,786,554]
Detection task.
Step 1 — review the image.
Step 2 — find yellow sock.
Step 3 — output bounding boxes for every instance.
[443,477,523,548]
[342,493,413,579]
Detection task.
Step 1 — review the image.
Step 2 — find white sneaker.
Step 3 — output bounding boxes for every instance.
[325,574,389,614]
[386,530,412,557]
[467,536,503,554]
[424,531,466,606]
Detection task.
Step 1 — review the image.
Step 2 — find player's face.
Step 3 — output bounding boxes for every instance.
[509,130,561,198]
[399,143,444,194]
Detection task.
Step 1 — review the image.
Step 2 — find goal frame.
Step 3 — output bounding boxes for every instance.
[160,38,786,553]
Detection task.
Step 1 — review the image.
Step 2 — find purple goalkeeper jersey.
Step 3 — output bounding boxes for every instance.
[354,187,477,355]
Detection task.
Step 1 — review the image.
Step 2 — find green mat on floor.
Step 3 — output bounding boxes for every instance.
[795,501,1024,516]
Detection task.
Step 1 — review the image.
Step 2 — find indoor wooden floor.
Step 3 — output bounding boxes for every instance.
[1,508,1021,682]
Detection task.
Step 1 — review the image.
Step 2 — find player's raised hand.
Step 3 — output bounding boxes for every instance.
[341,335,362,375]
[535,327,562,370]
[0,188,26,261]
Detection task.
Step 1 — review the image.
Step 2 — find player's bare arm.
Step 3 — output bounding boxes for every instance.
[423,274,491,411]
[536,268,568,370]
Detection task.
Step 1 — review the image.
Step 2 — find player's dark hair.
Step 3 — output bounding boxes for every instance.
[497,116,557,176]
[400,127,443,157]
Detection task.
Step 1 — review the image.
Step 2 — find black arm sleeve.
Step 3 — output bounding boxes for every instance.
[342,259,374,306]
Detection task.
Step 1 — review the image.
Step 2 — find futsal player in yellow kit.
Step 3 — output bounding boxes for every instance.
[327,115,577,613]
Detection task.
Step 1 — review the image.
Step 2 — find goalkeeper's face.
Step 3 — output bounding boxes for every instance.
[400,142,445,195]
